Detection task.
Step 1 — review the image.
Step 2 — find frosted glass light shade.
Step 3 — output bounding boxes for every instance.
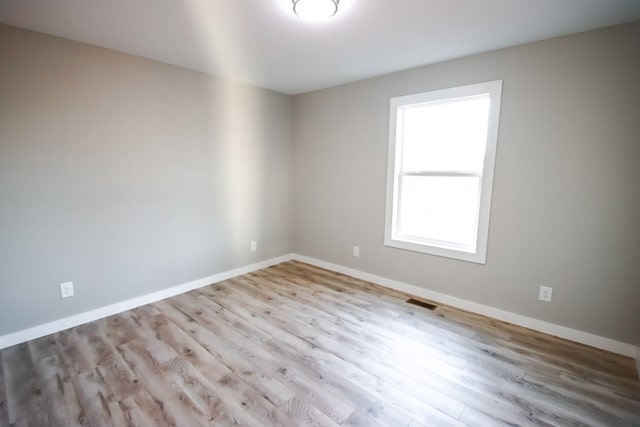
[293,0,339,20]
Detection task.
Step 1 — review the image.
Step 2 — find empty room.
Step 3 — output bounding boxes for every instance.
[1,1,639,426]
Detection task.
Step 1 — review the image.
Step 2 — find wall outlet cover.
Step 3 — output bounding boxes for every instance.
[539,286,553,302]
[60,281,74,298]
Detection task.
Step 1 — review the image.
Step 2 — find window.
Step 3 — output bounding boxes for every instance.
[385,81,502,264]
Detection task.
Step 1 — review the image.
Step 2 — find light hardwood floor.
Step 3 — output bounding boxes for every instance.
[1,261,639,426]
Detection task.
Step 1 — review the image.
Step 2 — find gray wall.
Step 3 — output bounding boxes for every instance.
[0,24,293,335]
[292,22,640,345]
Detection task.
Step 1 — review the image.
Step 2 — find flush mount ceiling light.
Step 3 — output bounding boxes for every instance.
[292,0,339,20]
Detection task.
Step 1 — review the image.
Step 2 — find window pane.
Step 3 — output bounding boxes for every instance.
[400,96,490,173]
[398,175,480,249]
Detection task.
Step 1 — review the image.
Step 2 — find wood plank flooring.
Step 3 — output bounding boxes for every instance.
[1,261,639,426]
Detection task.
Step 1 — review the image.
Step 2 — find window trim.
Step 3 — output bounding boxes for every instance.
[384,80,503,264]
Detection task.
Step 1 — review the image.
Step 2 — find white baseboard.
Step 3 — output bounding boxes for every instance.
[3,252,637,360]
[0,254,295,350]
[292,254,638,358]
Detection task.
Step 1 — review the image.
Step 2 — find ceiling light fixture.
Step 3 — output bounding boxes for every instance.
[292,0,339,20]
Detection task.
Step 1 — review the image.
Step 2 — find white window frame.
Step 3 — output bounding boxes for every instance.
[384,80,502,264]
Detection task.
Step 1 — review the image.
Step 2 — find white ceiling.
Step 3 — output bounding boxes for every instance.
[1,0,640,94]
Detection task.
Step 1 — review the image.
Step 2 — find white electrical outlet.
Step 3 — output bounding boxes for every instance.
[353,246,360,257]
[60,281,74,298]
[250,241,257,252]
[539,286,553,302]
